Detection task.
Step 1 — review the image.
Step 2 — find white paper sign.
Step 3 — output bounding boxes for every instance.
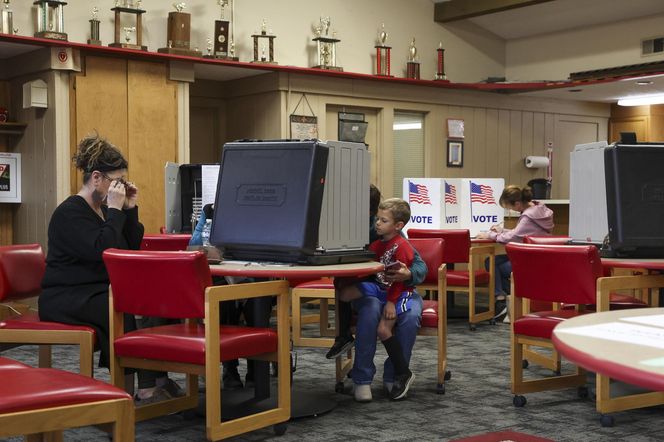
[201,165,220,207]
[622,314,664,328]
[557,322,664,350]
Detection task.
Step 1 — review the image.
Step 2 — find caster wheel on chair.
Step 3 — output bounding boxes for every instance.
[577,386,589,398]
[273,422,288,436]
[522,359,529,369]
[334,382,345,393]
[513,395,527,407]
[469,324,477,331]
[600,414,614,427]
[444,370,452,381]
[436,383,445,394]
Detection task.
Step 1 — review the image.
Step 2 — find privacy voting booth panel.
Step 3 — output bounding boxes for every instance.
[210,140,372,264]
[604,143,664,257]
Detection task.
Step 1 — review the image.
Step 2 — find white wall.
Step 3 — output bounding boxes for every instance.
[10,0,505,82]
[506,12,664,81]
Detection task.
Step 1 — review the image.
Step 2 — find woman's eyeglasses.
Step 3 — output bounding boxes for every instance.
[100,172,128,189]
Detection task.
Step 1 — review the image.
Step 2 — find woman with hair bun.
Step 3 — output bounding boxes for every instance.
[476,185,554,321]
[40,133,182,403]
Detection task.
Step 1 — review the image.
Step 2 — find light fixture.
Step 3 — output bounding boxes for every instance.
[393,122,422,130]
[636,80,654,85]
[617,94,664,106]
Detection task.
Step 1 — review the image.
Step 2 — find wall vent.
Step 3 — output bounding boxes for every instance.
[642,37,664,56]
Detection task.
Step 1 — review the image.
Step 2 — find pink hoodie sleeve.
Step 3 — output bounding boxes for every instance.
[488,217,536,244]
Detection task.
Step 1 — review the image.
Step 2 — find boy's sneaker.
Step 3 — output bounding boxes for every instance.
[134,387,171,406]
[325,335,354,359]
[390,371,414,401]
[494,298,508,322]
[353,384,372,402]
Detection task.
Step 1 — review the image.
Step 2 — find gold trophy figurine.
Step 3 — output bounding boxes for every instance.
[312,16,341,71]
[406,38,420,79]
[110,0,147,50]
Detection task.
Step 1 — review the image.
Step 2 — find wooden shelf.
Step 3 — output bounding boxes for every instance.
[0,122,27,135]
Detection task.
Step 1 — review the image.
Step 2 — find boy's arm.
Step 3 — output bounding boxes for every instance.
[407,248,427,286]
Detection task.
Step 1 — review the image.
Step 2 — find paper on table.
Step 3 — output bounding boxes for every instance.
[556,322,664,350]
[621,314,664,328]
[201,165,220,207]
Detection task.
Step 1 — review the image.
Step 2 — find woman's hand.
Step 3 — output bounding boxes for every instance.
[106,179,126,210]
[475,231,490,239]
[383,301,396,320]
[384,262,412,283]
[123,181,138,210]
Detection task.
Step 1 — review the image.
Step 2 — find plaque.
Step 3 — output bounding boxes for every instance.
[34,0,68,41]
[374,23,391,77]
[251,19,277,64]
[0,0,15,35]
[158,3,202,57]
[406,38,420,80]
[312,16,342,71]
[109,3,147,51]
[88,7,101,45]
[434,41,449,82]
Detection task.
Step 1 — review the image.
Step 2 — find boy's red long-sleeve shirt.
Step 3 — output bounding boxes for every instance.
[369,235,415,303]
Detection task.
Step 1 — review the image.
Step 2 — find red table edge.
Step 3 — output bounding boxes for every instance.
[551,330,664,391]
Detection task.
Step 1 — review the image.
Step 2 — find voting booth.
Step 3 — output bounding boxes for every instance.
[402,178,505,236]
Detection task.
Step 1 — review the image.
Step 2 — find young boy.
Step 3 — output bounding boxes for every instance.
[337,198,417,400]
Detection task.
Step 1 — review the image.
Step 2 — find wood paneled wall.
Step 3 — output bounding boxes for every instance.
[72,56,179,233]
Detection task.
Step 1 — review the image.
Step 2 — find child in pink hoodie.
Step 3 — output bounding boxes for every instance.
[476,185,554,320]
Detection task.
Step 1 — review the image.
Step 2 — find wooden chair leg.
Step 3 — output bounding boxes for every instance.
[38,345,52,369]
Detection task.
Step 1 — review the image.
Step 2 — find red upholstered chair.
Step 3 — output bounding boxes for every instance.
[140,234,192,251]
[522,235,571,245]
[408,229,495,330]
[104,249,290,440]
[0,357,134,441]
[507,243,605,407]
[0,244,96,377]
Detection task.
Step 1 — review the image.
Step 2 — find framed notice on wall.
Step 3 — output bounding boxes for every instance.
[0,152,21,203]
[447,118,465,139]
[290,93,318,139]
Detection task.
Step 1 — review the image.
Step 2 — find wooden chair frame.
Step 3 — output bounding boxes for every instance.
[0,397,134,442]
[109,280,291,441]
[452,245,495,328]
[291,283,336,348]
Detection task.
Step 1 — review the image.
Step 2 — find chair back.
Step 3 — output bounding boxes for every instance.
[408,229,470,264]
[103,249,212,318]
[523,235,571,245]
[0,244,45,302]
[506,243,602,305]
[140,234,192,251]
[408,238,445,285]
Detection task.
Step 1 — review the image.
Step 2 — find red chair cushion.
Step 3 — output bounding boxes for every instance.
[294,279,334,290]
[0,312,96,337]
[421,300,438,328]
[447,270,490,286]
[0,368,131,414]
[0,357,30,370]
[607,293,649,310]
[514,309,591,340]
[114,324,277,365]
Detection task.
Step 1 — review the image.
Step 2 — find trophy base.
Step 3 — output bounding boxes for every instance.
[434,77,449,82]
[87,39,102,46]
[109,42,148,51]
[204,55,240,61]
[313,65,343,72]
[158,47,202,57]
[251,60,278,65]
[375,73,394,77]
[35,31,68,41]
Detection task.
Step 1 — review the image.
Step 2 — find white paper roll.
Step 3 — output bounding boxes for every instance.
[524,156,550,169]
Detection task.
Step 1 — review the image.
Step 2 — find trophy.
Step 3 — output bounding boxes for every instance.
[251,19,277,64]
[34,0,68,41]
[212,0,238,60]
[158,3,202,56]
[312,16,342,71]
[88,7,101,45]
[406,38,420,80]
[374,23,391,77]
[0,0,15,35]
[434,41,448,81]
[109,1,147,51]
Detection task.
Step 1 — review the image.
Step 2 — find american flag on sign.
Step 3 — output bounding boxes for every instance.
[444,181,457,204]
[470,182,496,204]
[408,181,432,205]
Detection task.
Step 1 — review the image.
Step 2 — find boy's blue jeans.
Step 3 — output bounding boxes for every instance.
[351,292,423,385]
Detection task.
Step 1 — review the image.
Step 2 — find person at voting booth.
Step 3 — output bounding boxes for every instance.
[40,133,184,404]
[476,185,554,321]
